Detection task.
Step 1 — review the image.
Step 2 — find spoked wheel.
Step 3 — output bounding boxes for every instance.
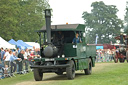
[66,60,75,80]
[114,57,118,63]
[84,58,92,75]
[33,68,43,81]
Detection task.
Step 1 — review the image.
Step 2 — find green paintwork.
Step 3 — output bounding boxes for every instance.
[37,24,85,32]
[33,24,96,72]
[64,43,77,57]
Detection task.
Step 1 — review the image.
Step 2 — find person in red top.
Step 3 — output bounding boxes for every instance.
[28,51,35,66]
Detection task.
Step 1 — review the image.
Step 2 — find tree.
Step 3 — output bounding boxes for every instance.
[0,0,20,41]
[0,0,50,41]
[124,2,128,34]
[82,1,123,44]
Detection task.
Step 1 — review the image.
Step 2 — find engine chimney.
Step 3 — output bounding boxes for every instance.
[45,9,51,44]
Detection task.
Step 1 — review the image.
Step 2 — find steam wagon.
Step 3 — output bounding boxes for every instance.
[30,9,96,81]
[114,34,128,63]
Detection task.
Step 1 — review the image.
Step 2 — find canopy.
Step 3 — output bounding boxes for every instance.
[8,39,25,49]
[17,40,33,49]
[38,24,85,32]
[25,42,40,49]
[0,37,16,49]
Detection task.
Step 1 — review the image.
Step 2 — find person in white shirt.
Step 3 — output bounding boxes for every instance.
[3,50,11,75]
[23,48,30,72]
[3,49,10,67]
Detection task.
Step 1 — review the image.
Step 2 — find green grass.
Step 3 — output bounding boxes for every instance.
[1,62,128,85]
[0,72,34,85]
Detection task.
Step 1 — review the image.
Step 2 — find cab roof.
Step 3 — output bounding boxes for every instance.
[37,24,85,32]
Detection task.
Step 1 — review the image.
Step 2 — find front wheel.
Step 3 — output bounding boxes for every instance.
[33,68,43,81]
[66,60,75,80]
[84,58,92,75]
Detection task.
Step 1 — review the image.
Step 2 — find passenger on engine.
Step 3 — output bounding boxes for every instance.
[72,33,82,44]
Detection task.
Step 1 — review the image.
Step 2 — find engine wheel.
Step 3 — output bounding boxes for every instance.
[84,58,92,75]
[33,68,43,81]
[66,60,75,80]
[114,57,118,63]
[119,58,125,63]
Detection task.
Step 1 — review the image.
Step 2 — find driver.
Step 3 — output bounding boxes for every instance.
[52,31,64,45]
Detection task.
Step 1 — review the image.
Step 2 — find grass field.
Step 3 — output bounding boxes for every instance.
[1,62,128,85]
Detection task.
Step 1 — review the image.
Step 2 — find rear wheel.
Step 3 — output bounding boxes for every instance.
[66,60,75,80]
[33,68,43,81]
[84,58,92,75]
[114,57,118,63]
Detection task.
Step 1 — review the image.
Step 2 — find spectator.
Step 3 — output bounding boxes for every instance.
[34,48,40,58]
[17,50,24,74]
[10,52,21,74]
[15,48,20,57]
[0,47,5,65]
[15,48,20,73]
[3,50,11,75]
[3,49,10,68]
[28,51,35,66]
[23,48,30,72]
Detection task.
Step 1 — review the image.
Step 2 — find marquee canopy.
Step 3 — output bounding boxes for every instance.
[0,37,16,49]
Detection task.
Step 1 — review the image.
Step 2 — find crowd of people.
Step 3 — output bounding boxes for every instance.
[0,47,40,79]
[96,49,115,62]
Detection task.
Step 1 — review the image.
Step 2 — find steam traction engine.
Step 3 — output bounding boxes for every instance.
[114,34,128,63]
[30,9,96,81]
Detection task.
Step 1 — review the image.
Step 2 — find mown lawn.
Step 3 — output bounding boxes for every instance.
[1,62,128,85]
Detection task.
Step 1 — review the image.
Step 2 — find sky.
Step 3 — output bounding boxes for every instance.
[48,0,127,25]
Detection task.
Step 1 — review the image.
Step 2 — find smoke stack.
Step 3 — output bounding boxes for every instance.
[45,9,51,44]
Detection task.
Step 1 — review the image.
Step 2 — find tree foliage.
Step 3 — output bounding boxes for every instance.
[0,0,50,41]
[82,1,123,44]
[124,2,128,33]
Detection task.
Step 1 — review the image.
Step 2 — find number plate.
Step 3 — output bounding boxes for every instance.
[45,58,55,61]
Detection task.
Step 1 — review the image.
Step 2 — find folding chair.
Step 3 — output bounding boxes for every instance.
[3,61,12,78]
[0,66,3,79]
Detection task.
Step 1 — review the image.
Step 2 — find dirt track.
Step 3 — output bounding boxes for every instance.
[15,63,120,85]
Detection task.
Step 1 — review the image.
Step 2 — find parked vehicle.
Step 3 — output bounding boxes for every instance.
[114,34,128,63]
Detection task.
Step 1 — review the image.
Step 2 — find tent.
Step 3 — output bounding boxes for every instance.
[17,40,33,49]
[8,39,25,49]
[0,37,16,49]
[25,42,40,49]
